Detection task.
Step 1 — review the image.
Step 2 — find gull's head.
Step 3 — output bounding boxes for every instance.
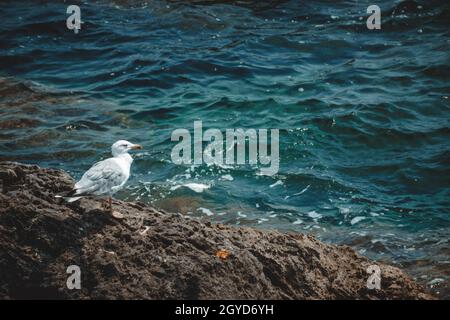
[111,140,142,157]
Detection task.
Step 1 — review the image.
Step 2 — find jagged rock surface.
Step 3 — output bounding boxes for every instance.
[0,162,432,299]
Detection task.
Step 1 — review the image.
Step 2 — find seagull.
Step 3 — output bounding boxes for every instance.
[57,140,142,219]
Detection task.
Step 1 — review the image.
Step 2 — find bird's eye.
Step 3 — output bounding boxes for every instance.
[121,144,128,147]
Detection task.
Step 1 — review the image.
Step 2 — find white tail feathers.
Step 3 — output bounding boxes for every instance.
[66,196,82,202]
[54,195,83,202]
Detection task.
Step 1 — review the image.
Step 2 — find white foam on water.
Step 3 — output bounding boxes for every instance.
[237,212,247,218]
[350,216,366,225]
[307,210,322,219]
[293,184,310,196]
[339,207,351,214]
[269,180,283,188]
[428,278,445,287]
[221,174,234,181]
[197,207,214,216]
[170,183,210,193]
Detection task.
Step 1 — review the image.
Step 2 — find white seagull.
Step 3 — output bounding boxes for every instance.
[58,140,142,219]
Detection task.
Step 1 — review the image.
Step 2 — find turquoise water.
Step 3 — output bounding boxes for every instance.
[0,1,449,297]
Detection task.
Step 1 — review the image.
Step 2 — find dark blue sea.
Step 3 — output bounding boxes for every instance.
[0,0,449,297]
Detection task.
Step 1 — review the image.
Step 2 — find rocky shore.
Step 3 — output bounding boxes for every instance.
[0,162,432,299]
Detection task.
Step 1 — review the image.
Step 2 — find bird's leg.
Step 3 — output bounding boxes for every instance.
[108,196,112,214]
[96,198,106,211]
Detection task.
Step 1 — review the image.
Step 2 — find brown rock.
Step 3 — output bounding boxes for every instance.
[0,162,433,299]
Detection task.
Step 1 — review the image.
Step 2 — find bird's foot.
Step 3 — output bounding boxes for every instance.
[111,211,124,219]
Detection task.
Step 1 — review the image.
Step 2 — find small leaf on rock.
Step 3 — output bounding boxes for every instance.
[215,249,230,260]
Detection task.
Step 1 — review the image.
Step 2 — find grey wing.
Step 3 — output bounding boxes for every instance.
[74,159,126,196]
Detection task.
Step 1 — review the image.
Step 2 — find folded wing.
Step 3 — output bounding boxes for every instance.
[74,158,126,196]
